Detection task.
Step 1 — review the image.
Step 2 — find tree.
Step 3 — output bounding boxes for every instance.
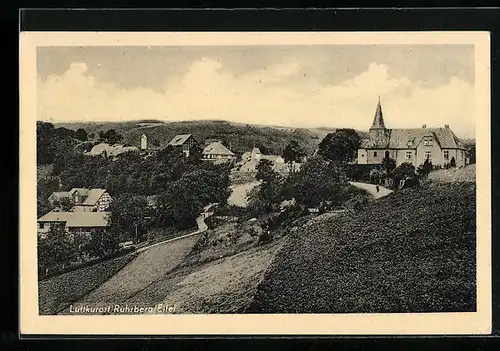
[450,156,457,168]
[382,155,396,174]
[53,197,75,212]
[108,194,152,243]
[285,156,347,208]
[282,140,305,173]
[465,144,476,164]
[37,223,77,273]
[74,128,88,142]
[421,157,433,177]
[318,129,361,164]
[151,137,160,147]
[256,159,276,183]
[99,129,123,145]
[86,228,121,258]
[392,162,416,187]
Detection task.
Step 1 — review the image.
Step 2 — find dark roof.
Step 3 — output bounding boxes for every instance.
[168,134,194,146]
[361,127,465,150]
[370,98,385,129]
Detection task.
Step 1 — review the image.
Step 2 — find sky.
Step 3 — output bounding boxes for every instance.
[37,45,475,138]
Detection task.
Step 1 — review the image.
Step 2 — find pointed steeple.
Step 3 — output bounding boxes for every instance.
[370,96,386,130]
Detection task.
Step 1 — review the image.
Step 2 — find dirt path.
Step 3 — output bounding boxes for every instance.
[227,181,261,207]
[349,181,393,200]
[57,208,216,314]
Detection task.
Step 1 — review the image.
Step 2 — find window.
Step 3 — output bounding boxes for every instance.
[423,139,434,147]
[443,150,449,160]
[373,151,378,157]
[39,222,45,229]
[425,151,432,160]
[405,151,412,159]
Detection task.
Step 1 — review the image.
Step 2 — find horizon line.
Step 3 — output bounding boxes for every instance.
[38,118,476,140]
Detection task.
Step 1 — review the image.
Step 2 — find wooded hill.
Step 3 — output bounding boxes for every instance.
[51,120,366,156]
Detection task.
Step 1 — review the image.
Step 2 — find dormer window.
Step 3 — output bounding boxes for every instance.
[423,139,433,147]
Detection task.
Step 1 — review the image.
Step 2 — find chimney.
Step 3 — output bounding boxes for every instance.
[422,124,427,129]
[445,124,449,129]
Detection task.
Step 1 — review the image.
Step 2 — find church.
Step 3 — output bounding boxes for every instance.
[357,98,467,168]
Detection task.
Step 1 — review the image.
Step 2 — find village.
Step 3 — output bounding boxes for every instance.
[36,98,476,315]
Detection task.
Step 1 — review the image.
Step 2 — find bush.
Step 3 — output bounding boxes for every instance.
[258,230,273,245]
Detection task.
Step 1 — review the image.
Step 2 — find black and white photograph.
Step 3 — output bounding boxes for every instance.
[20,31,491,335]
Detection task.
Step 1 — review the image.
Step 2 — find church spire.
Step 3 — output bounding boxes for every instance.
[370,96,385,130]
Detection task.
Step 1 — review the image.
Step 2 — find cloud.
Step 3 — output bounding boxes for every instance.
[37,59,475,138]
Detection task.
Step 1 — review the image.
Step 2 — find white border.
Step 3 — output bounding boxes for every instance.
[19,31,491,335]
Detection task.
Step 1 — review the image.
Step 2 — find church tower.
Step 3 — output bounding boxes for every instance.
[368,96,389,146]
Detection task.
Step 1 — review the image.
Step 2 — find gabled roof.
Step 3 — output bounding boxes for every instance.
[203,141,235,156]
[38,211,110,227]
[362,127,465,150]
[87,143,139,157]
[48,191,69,201]
[67,188,109,206]
[82,189,107,206]
[69,188,89,197]
[168,134,194,146]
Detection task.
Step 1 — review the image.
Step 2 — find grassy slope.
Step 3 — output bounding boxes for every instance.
[248,181,476,313]
[38,254,135,315]
[70,234,201,307]
[127,240,285,314]
[427,164,476,183]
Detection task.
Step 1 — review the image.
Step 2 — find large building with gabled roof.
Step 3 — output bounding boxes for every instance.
[167,133,198,157]
[202,141,236,164]
[357,98,467,167]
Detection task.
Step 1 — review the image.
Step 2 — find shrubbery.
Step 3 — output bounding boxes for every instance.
[37,224,122,277]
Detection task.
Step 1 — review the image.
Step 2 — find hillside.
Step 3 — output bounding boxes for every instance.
[51,120,367,156]
[52,120,319,156]
[248,181,476,313]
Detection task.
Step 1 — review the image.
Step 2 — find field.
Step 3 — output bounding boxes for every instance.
[248,181,476,313]
[39,253,135,315]
[127,239,285,313]
[67,234,201,309]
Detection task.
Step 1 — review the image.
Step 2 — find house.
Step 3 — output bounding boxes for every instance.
[238,147,294,172]
[37,211,110,236]
[48,188,113,212]
[357,98,467,168]
[167,134,198,157]
[202,141,236,163]
[86,143,139,158]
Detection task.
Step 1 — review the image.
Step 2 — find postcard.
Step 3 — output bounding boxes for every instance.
[19,31,491,335]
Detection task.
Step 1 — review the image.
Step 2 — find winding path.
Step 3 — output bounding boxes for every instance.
[67,206,215,309]
[349,181,393,200]
[227,181,261,207]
